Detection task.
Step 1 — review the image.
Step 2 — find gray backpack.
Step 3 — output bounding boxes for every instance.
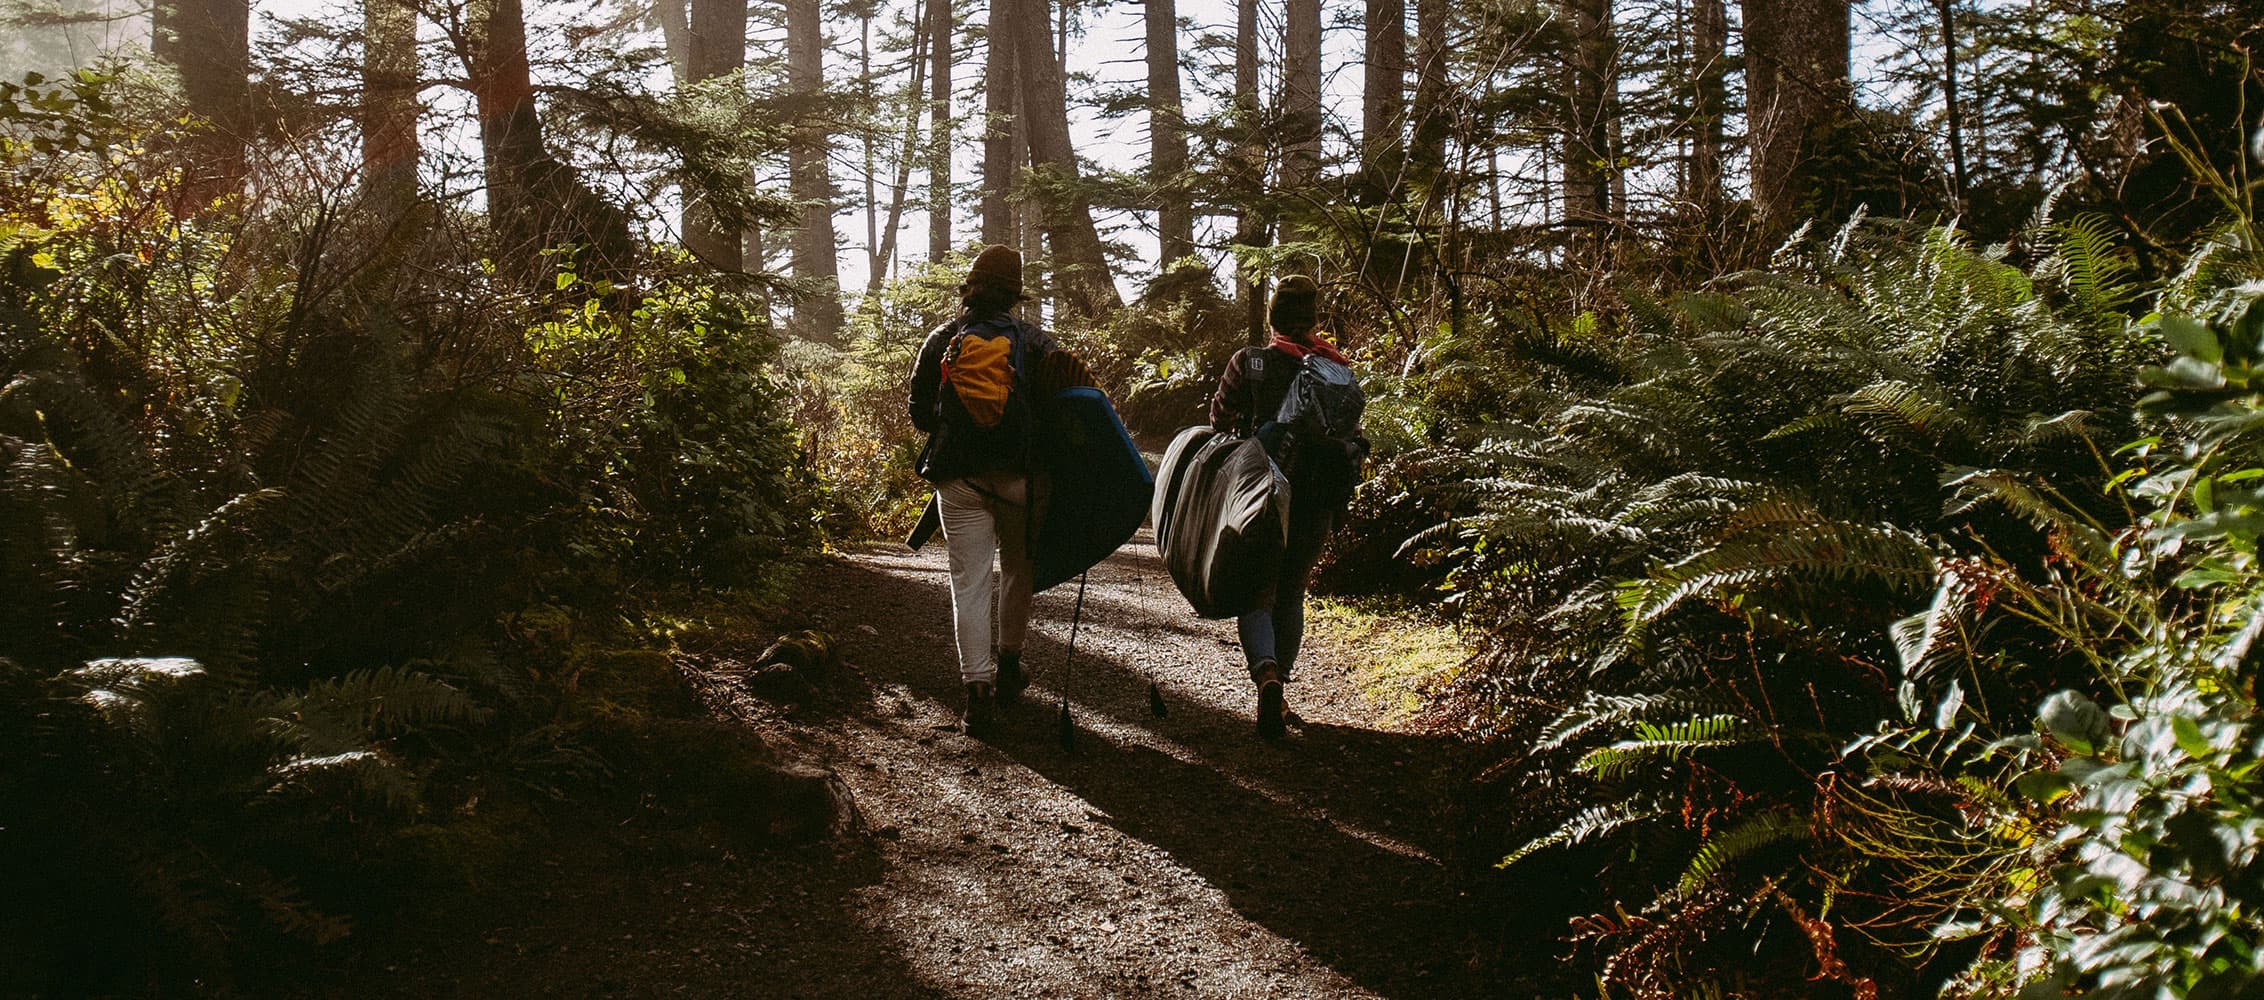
[1248,350,1365,500]
[1270,353,1364,440]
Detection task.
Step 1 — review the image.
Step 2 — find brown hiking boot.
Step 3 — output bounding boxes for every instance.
[962,681,997,738]
[994,650,1028,707]
[1253,659,1285,741]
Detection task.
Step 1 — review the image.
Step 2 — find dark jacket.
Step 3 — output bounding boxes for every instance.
[1208,344,1297,436]
[910,310,1063,483]
[1208,342,1368,511]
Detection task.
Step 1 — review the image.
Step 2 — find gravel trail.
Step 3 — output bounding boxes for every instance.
[335,533,1510,999]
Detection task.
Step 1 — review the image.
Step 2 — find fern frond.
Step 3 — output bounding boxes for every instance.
[1575,714,1763,780]
[263,747,421,810]
[1500,797,1673,868]
[1537,688,1744,751]
[1620,509,1933,626]
[1940,468,2115,568]
[1834,379,1972,449]
[2043,214,2139,322]
[1677,809,1813,896]
[286,665,483,735]
[1890,566,1983,690]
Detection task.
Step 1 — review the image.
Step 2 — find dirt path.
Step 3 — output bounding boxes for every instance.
[337,535,1513,999]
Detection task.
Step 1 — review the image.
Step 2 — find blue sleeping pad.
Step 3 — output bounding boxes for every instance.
[1032,387,1154,593]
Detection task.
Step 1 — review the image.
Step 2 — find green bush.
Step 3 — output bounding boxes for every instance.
[0,70,817,991]
[1413,213,2156,995]
[1825,281,2264,998]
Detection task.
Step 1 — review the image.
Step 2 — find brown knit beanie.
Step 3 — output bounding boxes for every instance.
[1268,274,1319,334]
[961,244,1023,303]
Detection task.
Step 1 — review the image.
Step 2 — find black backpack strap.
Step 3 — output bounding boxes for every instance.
[1240,349,1265,437]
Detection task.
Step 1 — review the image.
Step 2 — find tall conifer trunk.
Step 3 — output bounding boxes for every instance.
[1688,0,1727,213]
[1146,0,1193,272]
[787,0,845,339]
[466,0,549,272]
[361,0,419,209]
[685,0,748,270]
[1739,0,1851,237]
[154,0,249,205]
[1232,0,1264,344]
[981,0,1018,246]
[1363,0,1405,203]
[1410,0,1448,195]
[1561,0,1615,249]
[1359,0,1407,296]
[928,0,954,262]
[1011,0,1121,322]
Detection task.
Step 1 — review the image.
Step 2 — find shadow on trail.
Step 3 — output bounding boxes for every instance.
[793,547,1510,1000]
[325,825,950,1000]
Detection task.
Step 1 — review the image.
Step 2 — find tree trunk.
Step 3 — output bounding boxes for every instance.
[685,0,748,270]
[862,11,879,282]
[153,0,249,205]
[928,0,954,263]
[463,0,636,288]
[1739,0,1851,238]
[1560,0,1614,241]
[1281,0,1322,270]
[1688,0,1726,213]
[981,0,1019,246]
[1935,0,1968,213]
[655,0,690,81]
[787,0,844,340]
[1362,0,1405,204]
[866,0,933,297]
[1146,0,1194,271]
[1410,0,1448,191]
[361,0,419,209]
[465,0,550,273]
[1282,0,1322,223]
[1012,0,1121,323]
[1233,0,1264,344]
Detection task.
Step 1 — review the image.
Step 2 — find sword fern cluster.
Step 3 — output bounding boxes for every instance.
[1399,212,2155,995]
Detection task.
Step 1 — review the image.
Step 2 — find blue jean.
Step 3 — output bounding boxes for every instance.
[1236,505,1334,680]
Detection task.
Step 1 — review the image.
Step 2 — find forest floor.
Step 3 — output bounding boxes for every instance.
[325,533,1525,999]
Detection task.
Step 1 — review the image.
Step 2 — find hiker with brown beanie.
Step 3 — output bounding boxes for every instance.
[1207,275,1368,739]
[909,245,1092,736]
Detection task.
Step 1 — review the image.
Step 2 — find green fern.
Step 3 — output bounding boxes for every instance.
[1618,507,1934,626]
[1575,714,1764,781]
[285,665,484,734]
[1537,688,1744,751]
[1500,797,1673,868]
[2040,214,2140,322]
[1676,809,1813,897]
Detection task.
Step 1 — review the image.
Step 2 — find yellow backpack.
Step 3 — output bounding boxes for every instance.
[942,329,1019,428]
[931,316,1035,469]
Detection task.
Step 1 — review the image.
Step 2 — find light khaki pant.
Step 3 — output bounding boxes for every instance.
[937,472,1033,684]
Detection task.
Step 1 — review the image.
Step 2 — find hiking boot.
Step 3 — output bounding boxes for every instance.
[962,681,997,738]
[994,650,1029,707]
[1253,659,1285,741]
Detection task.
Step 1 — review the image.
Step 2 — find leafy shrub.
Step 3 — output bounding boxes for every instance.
[1413,213,2157,995]
[1824,280,2264,998]
[790,258,963,537]
[0,70,817,990]
[534,268,819,590]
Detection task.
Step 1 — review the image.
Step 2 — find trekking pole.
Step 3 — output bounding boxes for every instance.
[1058,569,1089,753]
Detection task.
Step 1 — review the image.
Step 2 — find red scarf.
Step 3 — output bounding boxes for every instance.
[1266,331,1347,365]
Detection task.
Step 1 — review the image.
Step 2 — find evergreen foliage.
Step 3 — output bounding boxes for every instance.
[0,70,818,992]
[1380,210,2158,994]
